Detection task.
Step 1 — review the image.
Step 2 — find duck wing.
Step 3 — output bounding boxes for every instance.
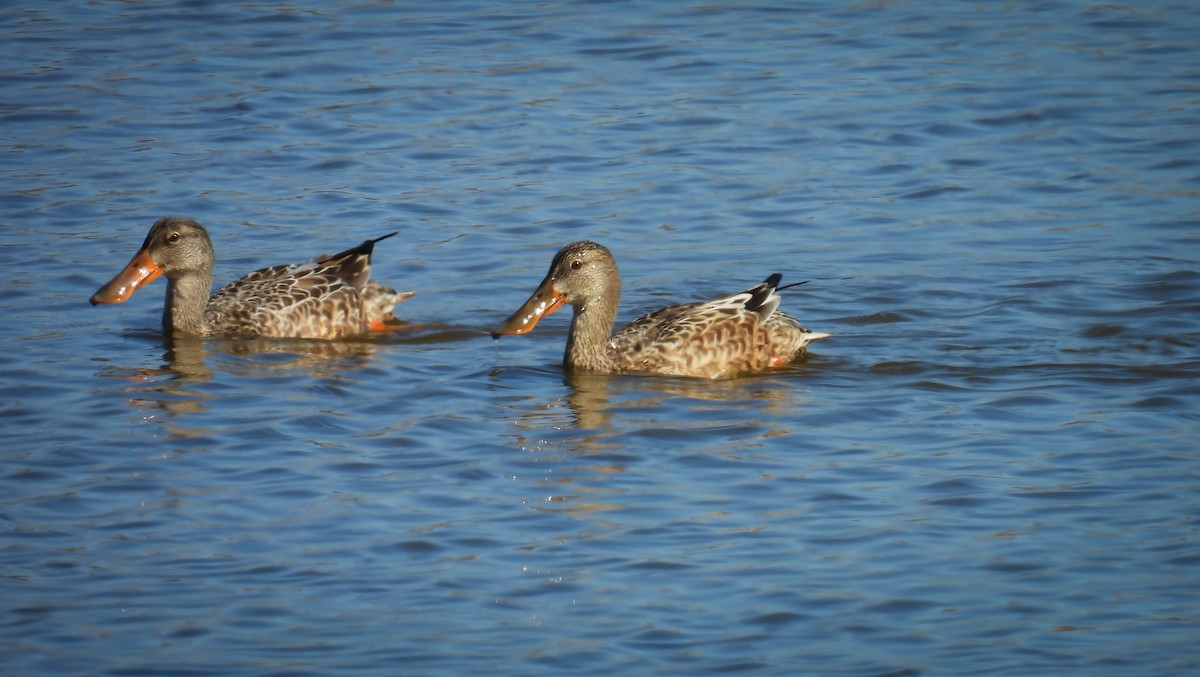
[609,274,831,378]
[204,233,407,339]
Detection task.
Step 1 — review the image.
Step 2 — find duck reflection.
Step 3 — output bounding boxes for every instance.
[497,367,813,523]
[567,370,803,433]
[503,366,808,454]
[94,334,215,418]
[97,332,399,421]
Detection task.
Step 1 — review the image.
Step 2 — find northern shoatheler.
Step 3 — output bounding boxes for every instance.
[90,216,413,339]
[491,240,830,378]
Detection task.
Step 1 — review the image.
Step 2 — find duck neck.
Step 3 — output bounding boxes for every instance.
[565,291,619,372]
[163,270,212,337]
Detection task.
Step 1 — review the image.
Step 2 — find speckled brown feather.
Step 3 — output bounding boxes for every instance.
[204,236,409,339]
[608,285,824,378]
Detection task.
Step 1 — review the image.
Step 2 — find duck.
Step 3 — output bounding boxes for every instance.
[90,216,414,340]
[490,240,830,378]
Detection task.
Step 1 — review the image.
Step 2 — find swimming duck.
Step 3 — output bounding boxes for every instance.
[490,241,830,378]
[90,216,413,339]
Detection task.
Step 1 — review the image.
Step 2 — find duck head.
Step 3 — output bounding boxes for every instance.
[491,240,620,337]
[90,217,215,305]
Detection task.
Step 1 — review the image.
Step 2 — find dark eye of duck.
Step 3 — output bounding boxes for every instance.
[168,232,180,243]
[570,259,582,270]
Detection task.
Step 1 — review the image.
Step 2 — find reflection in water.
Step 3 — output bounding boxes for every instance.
[501,368,813,522]
[207,336,381,377]
[562,372,618,435]
[94,335,216,420]
[95,323,481,430]
[506,369,809,448]
[162,336,214,384]
[95,334,393,426]
[562,370,804,435]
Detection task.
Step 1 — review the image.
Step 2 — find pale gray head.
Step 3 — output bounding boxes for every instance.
[544,240,619,309]
[90,216,216,305]
[137,216,216,279]
[491,240,622,337]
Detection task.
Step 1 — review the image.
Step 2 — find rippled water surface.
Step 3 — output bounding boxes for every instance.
[3,2,1199,675]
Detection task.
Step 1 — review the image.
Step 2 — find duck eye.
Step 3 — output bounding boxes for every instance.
[168,232,180,243]
[570,259,582,270]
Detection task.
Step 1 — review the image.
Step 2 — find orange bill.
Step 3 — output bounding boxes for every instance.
[490,276,567,337]
[90,249,163,305]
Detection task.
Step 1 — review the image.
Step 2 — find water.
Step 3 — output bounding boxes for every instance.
[3,1,1198,675]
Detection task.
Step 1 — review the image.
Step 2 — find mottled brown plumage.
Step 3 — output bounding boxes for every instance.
[491,241,830,379]
[90,216,413,339]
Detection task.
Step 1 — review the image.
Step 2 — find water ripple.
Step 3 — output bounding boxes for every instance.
[3,1,1200,675]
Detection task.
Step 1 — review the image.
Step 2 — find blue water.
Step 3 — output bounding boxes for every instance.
[2,2,1198,675]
